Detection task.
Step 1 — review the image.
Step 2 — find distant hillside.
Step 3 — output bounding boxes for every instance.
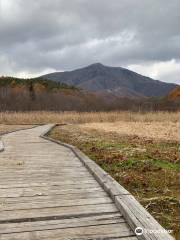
[42,63,177,98]
[0,76,124,111]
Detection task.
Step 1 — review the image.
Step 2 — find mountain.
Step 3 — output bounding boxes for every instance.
[42,63,178,98]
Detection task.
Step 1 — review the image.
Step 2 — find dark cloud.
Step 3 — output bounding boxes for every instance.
[0,0,180,83]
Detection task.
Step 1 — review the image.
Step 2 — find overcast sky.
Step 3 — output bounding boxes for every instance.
[0,0,180,84]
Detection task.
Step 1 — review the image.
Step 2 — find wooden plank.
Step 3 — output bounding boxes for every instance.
[0,223,134,240]
[0,181,99,190]
[0,179,98,189]
[0,182,101,195]
[0,175,94,183]
[0,197,112,211]
[0,187,104,198]
[0,191,108,205]
[0,213,124,234]
[0,203,118,222]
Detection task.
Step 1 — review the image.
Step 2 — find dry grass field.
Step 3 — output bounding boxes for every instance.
[0,111,180,124]
[81,121,180,141]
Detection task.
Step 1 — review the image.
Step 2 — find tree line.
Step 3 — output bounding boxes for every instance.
[0,76,179,112]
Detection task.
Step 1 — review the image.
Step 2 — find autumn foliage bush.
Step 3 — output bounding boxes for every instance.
[168,86,180,100]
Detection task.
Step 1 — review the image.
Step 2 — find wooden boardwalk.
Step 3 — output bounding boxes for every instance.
[0,125,137,240]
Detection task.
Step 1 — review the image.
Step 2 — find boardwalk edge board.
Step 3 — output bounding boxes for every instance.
[41,124,174,240]
[0,139,4,152]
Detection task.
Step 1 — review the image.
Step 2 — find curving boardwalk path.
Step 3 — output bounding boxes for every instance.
[0,125,138,240]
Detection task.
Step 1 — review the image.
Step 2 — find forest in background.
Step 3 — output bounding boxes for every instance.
[0,76,179,112]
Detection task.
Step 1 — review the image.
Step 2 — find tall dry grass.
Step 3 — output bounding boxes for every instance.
[0,111,179,124]
[81,121,180,141]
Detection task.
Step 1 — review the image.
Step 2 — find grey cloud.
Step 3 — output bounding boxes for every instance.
[0,0,180,83]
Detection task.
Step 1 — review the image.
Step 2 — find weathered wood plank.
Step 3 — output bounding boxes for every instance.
[0,203,118,222]
[0,213,124,234]
[0,196,112,211]
[0,179,97,189]
[0,188,105,199]
[0,223,134,240]
[0,191,108,205]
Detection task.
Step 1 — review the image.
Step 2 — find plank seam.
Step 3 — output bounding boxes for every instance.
[0,222,128,235]
[0,211,120,224]
[2,202,114,212]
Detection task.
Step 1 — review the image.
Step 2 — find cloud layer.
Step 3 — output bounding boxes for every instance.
[0,0,180,83]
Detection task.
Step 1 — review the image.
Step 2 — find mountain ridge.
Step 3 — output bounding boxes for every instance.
[42,63,178,98]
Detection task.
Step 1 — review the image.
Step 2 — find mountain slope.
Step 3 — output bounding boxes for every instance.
[42,63,177,97]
